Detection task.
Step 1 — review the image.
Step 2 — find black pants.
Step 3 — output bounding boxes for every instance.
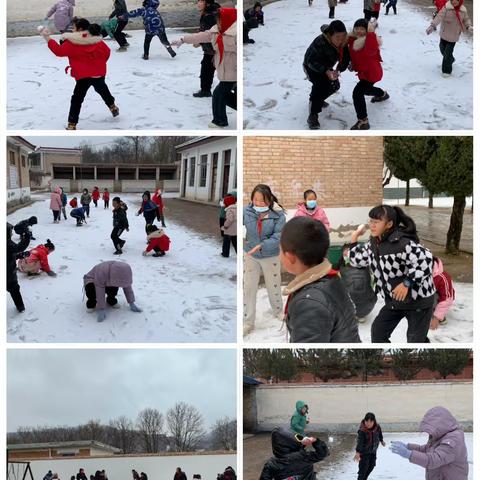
[200,53,216,92]
[93,199,98,207]
[329,6,335,17]
[212,82,237,126]
[158,211,166,227]
[52,210,60,221]
[104,200,110,209]
[371,303,434,343]
[85,282,119,309]
[353,80,384,119]
[220,217,226,237]
[61,206,67,219]
[68,77,115,124]
[439,39,456,74]
[222,235,237,257]
[111,227,125,251]
[82,203,90,217]
[305,66,340,114]
[358,453,376,480]
[144,32,172,56]
[113,19,128,47]
[7,281,24,312]
[386,0,397,14]
[364,9,379,20]
[71,212,83,225]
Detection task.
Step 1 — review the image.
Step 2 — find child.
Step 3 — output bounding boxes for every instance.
[430,256,455,329]
[260,427,329,479]
[349,205,435,343]
[243,184,286,336]
[244,2,264,26]
[391,406,468,479]
[143,224,170,257]
[69,196,78,208]
[126,0,176,60]
[80,188,92,217]
[40,18,119,130]
[111,196,129,254]
[348,19,389,130]
[50,186,63,223]
[354,412,386,480]
[220,191,236,237]
[364,0,380,20]
[7,223,31,313]
[45,0,75,33]
[83,261,142,322]
[103,188,110,209]
[172,8,237,128]
[136,191,158,232]
[18,239,57,277]
[14,217,38,241]
[328,0,337,19]
[280,216,360,343]
[60,187,68,220]
[290,401,309,435]
[70,206,87,226]
[293,189,331,230]
[152,188,166,227]
[426,0,472,77]
[92,186,100,207]
[221,194,237,257]
[385,0,398,15]
[110,0,130,51]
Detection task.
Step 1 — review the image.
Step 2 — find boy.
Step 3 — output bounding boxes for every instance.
[111,196,129,254]
[70,206,86,226]
[280,217,360,343]
[290,401,309,435]
[14,216,38,241]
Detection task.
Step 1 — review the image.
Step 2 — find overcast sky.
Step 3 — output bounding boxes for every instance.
[24,136,120,150]
[7,349,236,432]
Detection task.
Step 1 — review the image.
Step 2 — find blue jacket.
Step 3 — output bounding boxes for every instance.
[128,0,165,35]
[61,193,67,206]
[71,207,86,219]
[139,199,158,223]
[243,204,286,259]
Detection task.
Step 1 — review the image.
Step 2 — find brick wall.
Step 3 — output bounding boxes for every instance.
[243,136,384,208]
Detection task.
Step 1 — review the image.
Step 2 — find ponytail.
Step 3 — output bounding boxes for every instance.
[251,184,286,212]
[392,206,418,241]
[88,24,102,36]
[368,204,418,241]
[44,239,55,251]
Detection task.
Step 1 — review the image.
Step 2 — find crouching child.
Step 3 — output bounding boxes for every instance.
[143,224,171,257]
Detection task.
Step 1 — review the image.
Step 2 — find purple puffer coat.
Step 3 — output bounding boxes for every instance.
[408,406,469,480]
[46,0,75,32]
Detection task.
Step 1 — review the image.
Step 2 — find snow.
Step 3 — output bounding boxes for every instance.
[244,283,472,343]
[322,432,473,479]
[7,194,237,343]
[243,0,473,130]
[7,29,237,130]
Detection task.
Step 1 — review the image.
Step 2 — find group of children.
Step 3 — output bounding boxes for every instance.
[243,184,456,343]
[260,401,469,480]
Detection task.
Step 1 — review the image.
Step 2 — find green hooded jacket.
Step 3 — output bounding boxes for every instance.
[290,400,308,434]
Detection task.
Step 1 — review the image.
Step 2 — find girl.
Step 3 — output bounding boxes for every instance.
[426,0,472,76]
[221,194,237,258]
[143,224,171,257]
[60,187,68,220]
[136,191,158,232]
[92,186,100,207]
[430,256,455,329]
[45,0,75,33]
[69,196,78,208]
[152,188,166,227]
[385,0,398,15]
[50,186,63,223]
[294,189,331,230]
[41,18,119,130]
[80,188,92,217]
[103,188,110,209]
[172,8,237,128]
[348,19,389,130]
[243,184,286,336]
[18,240,57,277]
[349,205,435,343]
[354,412,386,480]
[110,0,130,51]
[303,20,350,129]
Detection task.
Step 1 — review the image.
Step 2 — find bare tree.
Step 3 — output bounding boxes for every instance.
[212,417,237,451]
[137,408,164,453]
[166,402,205,452]
[109,416,137,453]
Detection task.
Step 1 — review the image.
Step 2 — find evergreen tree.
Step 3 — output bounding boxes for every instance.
[298,349,346,382]
[346,350,384,382]
[423,349,471,379]
[390,349,423,381]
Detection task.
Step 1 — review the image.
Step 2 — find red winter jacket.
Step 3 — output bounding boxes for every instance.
[348,32,383,83]
[152,190,164,212]
[103,191,110,201]
[47,31,110,81]
[433,258,455,320]
[26,245,52,273]
[92,189,100,201]
[69,198,78,208]
[146,230,171,253]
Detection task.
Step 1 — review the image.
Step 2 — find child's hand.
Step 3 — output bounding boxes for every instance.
[170,38,184,48]
[247,245,261,256]
[381,441,386,447]
[430,315,441,330]
[356,223,368,236]
[392,283,409,301]
[326,70,338,81]
[354,452,361,462]
[142,251,148,256]
[220,226,225,231]
[301,437,316,446]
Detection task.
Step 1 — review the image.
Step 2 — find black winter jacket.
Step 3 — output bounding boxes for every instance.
[303,30,350,75]
[110,0,128,19]
[7,227,30,285]
[339,265,377,318]
[356,422,383,455]
[200,2,220,54]
[113,207,129,229]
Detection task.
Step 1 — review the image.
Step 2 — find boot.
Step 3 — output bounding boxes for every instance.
[109,104,120,117]
[66,122,77,130]
[371,91,390,103]
[193,90,212,98]
[307,112,320,130]
[113,249,123,255]
[117,45,128,52]
[350,118,370,130]
[167,46,177,58]
[329,7,335,18]
[142,54,149,60]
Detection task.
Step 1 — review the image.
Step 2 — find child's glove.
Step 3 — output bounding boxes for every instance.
[426,25,435,35]
[47,270,57,277]
[130,302,142,313]
[97,309,107,323]
[170,38,184,48]
[142,251,148,256]
[390,441,411,459]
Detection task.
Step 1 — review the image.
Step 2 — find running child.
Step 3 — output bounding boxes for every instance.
[92,186,100,207]
[293,189,331,230]
[143,224,170,257]
[136,191,158,232]
[111,196,129,254]
[45,0,75,33]
[18,239,57,277]
[290,401,309,435]
[110,0,130,51]
[103,188,110,209]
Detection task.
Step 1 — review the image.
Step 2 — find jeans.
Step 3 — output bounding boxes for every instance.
[70,212,83,225]
[439,38,456,74]
[200,53,216,92]
[82,204,90,217]
[304,65,340,114]
[85,282,119,309]
[68,77,115,124]
[212,82,237,126]
[352,80,384,119]
[113,19,128,47]
[144,32,172,56]
[52,210,60,221]
[104,200,110,209]
[61,206,67,219]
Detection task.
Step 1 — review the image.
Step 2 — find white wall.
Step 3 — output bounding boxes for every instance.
[29,453,237,480]
[75,180,115,193]
[163,179,180,192]
[255,383,473,431]
[122,180,156,193]
[7,187,31,207]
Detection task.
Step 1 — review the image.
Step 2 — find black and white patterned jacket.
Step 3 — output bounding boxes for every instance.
[349,229,435,306]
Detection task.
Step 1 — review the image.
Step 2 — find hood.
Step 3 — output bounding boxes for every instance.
[296,202,320,216]
[420,406,460,440]
[29,216,38,225]
[271,427,303,458]
[84,261,133,289]
[62,31,103,45]
[433,257,444,276]
[53,187,62,195]
[295,400,307,413]
[146,0,159,8]
[147,229,165,240]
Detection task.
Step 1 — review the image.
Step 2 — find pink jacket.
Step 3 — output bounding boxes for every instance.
[294,202,331,231]
[433,258,455,320]
[430,2,472,43]
[50,187,63,211]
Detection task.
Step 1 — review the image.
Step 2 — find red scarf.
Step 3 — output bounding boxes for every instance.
[452,0,465,31]
[360,420,379,447]
[216,8,236,64]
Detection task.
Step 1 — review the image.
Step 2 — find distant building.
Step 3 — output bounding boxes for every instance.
[243,376,263,433]
[176,137,237,204]
[7,136,35,209]
[7,441,121,461]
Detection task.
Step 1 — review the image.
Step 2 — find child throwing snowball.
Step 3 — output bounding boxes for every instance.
[355,412,385,480]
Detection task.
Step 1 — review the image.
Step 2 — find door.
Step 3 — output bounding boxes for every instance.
[221,150,231,198]
[181,158,188,197]
[210,152,218,201]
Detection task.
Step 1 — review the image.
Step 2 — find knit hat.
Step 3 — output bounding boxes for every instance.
[353,18,368,30]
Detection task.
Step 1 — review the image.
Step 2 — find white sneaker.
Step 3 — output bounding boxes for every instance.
[86,307,95,313]
[442,72,451,78]
[208,122,227,129]
[109,303,121,309]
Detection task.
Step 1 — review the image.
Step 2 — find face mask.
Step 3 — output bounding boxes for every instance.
[253,205,269,213]
[306,200,317,209]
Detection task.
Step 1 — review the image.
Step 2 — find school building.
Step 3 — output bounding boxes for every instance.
[7,136,35,209]
[176,137,237,204]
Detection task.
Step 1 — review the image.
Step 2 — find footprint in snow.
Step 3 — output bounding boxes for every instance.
[258,99,278,111]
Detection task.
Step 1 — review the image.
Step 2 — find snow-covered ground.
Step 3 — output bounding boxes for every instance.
[7,29,237,130]
[244,282,472,343]
[320,432,474,479]
[7,194,237,343]
[244,0,473,130]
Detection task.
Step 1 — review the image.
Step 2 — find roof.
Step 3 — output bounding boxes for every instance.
[51,163,177,169]
[35,147,82,154]
[244,375,263,386]
[8,136,36,151]
[7,440,121,453]
[175,136,234,151]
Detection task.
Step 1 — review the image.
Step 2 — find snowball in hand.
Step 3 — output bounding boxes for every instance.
[37,26,44,32]
[328,436,334,443]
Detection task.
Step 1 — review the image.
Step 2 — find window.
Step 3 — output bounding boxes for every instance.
[75,167,95,179]
[189,157,196,187]
[199,154,208,187]
[29,153,41,168]
[21,155,26,168]
[223,149,231,166]
[9,151,15,166]
[53,166,74,179]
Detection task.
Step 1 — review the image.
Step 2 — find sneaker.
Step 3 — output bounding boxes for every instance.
[371,91,390,103]
[113,249,123,255]
[117,46,128,52]
[193,90,212,98]
[142,54,149,60]
[350,119,370,130]
[167,47,177,58]
[109,104,120,117]
[86,307,95,313]
[66,122,77,130]
[109,302,121,309]
[307,113,320,130]
[439,317,448,325]
[76,223,82,227]
[248,39,255,44]
[152,251,165,257]
[17,306,25,313]
[221,253,229,258]
[208,121,227,129]
[442,72,452,78]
